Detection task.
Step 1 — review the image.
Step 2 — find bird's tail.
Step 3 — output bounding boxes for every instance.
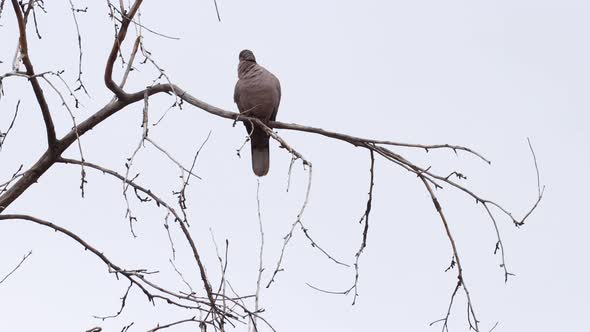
[251,137,270,176]
[251,144,270,176]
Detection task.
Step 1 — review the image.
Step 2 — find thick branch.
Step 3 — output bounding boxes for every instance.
[0,97,120,212]
[10,0,57,148]
[104,0,144,99]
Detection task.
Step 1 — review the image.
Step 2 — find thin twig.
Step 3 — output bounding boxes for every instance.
[420,176,480,331]
[0,251,32,285]
[40,75,87,197]
[145,137,201,180]
[0,164,24,194]
[351,150,375,304]
[266,165,344,288]
[212,0,221,22]
[93,282,133,320]
[252,179,265,331]
[170,259,194,294]
[68,0,89,95]
[0,99,20,151]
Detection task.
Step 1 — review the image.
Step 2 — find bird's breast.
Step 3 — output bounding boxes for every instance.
[237,79,280,119]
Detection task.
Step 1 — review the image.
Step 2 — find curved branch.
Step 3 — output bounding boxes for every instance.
[104,0,144,99]
[0,214,234,325]
[56,158,218,320]
[146,317,204,332]
[419,176,480,331]
[10,0,57,148]
[0,214,132,281]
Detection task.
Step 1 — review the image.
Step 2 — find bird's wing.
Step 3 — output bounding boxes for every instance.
[269,72,281,121]
[233,79,241,109]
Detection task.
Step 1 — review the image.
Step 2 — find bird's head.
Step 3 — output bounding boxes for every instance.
[239,49,256,63]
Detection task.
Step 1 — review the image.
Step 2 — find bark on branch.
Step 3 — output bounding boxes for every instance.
[10,0,57,148]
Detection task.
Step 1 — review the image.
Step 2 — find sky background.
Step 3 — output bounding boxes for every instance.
[1,0,589,331]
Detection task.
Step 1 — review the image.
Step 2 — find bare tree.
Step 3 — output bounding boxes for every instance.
[0,1,543,331]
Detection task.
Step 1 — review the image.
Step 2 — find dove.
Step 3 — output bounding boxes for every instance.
[234,49,282,176]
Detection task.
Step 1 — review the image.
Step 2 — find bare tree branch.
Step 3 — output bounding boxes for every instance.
[252,179,265,332]
[0,2,544,331]
[420,176,480,331]
[0,250,32,285]
[10,0,57,148]
[0,99,19,151]
[350,150,375,304]
[0,213,249,330]
[55,157,222,325]
[68,0,89,95]
[146,317,205,332]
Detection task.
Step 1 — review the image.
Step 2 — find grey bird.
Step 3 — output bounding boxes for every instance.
[234,49,282,176]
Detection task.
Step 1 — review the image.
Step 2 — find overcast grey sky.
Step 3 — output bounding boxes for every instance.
[1,1,589,331]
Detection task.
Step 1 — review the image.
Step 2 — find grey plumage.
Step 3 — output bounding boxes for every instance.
[234,49,281,176]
